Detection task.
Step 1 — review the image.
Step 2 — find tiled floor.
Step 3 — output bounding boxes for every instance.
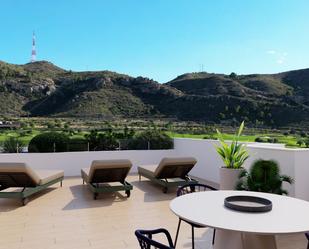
[0,176,307,249]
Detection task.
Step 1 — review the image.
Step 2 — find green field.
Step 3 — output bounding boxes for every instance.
[0,130,40,144]
[0,117,305,148]
[167,132,299,147]
[0,129,300,148]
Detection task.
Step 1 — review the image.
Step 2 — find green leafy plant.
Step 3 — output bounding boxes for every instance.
[215,121,249,169]
[236,159,293,195]
[2,137,24,153]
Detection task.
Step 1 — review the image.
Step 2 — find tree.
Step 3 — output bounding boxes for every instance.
[229,72,237,79]
[85,130,118,151]
[47,122,55,130]
[64,123,70,130]
[29,121,35,128]
[128,129,173,150]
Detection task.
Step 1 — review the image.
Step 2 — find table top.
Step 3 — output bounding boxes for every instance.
[170,190,309,235]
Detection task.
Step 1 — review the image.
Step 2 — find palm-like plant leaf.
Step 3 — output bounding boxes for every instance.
[216,121,249,168]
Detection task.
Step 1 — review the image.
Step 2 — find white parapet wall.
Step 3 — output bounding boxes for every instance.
[0,149,177,176]
[174,138,309,200]
[1,138,309,200]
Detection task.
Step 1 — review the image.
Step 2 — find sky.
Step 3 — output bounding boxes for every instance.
[1,0,309,83]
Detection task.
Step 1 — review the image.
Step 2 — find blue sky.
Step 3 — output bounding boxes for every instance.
[1,0,309,82]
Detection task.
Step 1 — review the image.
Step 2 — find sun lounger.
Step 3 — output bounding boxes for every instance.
[81,159,133,199]
[0,162,64,205]
[137,157,198,193]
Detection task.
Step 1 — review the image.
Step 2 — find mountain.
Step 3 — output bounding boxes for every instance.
[1,60,309,127]
[166,71,309,126]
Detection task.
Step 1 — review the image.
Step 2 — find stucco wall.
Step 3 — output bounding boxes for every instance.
[174,138,309,199]
[0,149,177,176]
[1,138,309,200]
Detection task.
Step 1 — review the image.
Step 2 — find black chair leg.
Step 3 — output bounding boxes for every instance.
[191,225,195,249]
[307,241,309,249]
[212,228,216,245]
[174,218,182,247]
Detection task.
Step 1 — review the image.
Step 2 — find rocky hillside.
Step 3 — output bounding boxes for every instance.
[167,71,309,126]
[1,60,309,127]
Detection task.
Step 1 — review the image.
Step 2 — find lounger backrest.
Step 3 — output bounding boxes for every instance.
[154,157,197,179]
[0,162,40,187]
[88,160,132,184]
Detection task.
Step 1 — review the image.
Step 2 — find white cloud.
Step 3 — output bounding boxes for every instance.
[267,50,288,64]
[267,50,276,54]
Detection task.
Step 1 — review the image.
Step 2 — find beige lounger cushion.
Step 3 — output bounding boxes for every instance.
[0,162,64,186]
[81,159,132,183]
[0,162,41,185]
[35,170,64,185]
[155,157,197,177]
[138,157,197,178]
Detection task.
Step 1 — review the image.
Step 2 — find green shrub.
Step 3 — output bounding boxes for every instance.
[289,128,296,135]
[28,132,69,152]
[18,129,32,137]
[85,128,135,151]
[297,139,304,147]
[285,141,297,148]
[254,137,264,142]
[2,137,24,153]
[304,138,309,148]
[203,135,216,140]
[46,122,55,129]
[255,136,278,143]
[128,130,173,150]
[67,138,88,152]
[63,128,75,136]
[267,137,278,143]
[300,131,307,137]
[85,130,119,151]
[236,159,293,195]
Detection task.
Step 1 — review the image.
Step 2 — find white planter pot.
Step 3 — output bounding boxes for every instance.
[220,167,243,190]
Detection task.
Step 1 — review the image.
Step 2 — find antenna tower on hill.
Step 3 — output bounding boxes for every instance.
[31,31,36,62]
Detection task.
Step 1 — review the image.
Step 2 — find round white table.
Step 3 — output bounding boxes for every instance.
[170,190,309,249]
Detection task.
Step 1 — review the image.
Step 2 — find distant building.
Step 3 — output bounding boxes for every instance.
[0,121,20,129]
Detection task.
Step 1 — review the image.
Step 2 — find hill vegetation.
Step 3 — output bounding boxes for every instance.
[1,60,309,127]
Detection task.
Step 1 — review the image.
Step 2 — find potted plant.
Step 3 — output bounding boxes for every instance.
[216,121,249,190]
[236,159,293,195]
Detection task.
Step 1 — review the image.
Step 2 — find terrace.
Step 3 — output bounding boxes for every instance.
[1,138,309,249]
[0,176,306,249]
